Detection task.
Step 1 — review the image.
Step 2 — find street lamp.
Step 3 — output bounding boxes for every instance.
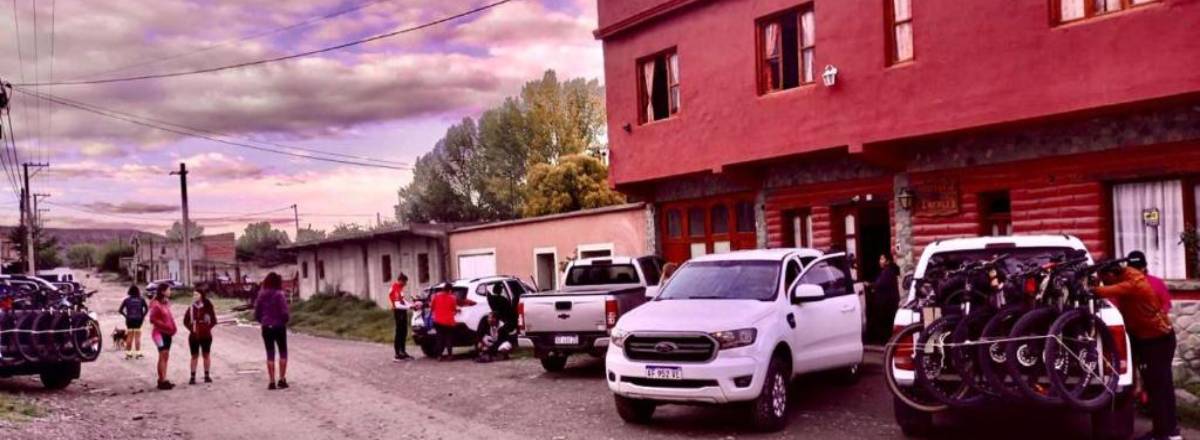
[822,65,839,87]
[898,187,917,211]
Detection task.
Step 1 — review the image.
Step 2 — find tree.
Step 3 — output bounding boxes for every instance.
[237,222,292,265]
[66,244,100,269]
[296,226,326,243]
[165,220,204,241]
[328,223,365,238]
[98,240,135,274]
[522,154,626,217]
[5,225,62,273]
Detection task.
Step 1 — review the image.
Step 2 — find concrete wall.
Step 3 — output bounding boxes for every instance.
[448,206,651,284]
[296,235,445,308]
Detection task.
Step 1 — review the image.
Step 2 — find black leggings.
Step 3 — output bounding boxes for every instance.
[393,309,409,356]
[1134,332,1179,438]
[434,323,456,357]
[262,326,288,361]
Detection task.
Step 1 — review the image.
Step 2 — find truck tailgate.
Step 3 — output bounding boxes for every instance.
[523,295,609,333]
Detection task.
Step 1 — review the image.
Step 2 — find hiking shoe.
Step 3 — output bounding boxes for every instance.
[268,382,277,390]
[204,375,212,383]
[157,381,174,390]
[189,376,196,385]
[277,379,289,389]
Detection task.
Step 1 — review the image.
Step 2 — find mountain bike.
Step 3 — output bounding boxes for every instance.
[1042,259,1125,411]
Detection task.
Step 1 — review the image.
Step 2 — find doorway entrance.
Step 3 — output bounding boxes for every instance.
[534,249,557,291]
[832,203,892,283]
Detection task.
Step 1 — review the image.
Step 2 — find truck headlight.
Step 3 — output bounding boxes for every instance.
[611,328,630,348]
[710,328,757,350]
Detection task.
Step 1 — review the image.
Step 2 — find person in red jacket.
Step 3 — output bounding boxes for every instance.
[183,289,218,385]
[1096,264,1179,440]
[148,284,178,390]
[389,273,411,361]
[429,283,474,361]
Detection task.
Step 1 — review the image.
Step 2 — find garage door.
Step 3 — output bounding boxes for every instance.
[457,252,496,280]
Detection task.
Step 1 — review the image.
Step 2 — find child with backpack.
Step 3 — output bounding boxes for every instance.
[118,285,149,360]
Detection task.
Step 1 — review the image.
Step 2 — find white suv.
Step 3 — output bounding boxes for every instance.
[410,276,533,358]
[605,249,864,431]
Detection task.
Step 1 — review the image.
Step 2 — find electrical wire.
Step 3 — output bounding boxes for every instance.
[15,88,412,170]
[9,0,29,170]
[14,0,515,87]
[80,0,395,80]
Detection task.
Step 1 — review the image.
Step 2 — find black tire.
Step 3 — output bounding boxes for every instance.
[978,304,1027,400]
[915,315,983,408]
[17,311,46,363]
[950,305,999,397]
[539,354,568,372]
[893,395,935,438]
[1004,307,1063,406]
[613,395,656,424]
[1044,308,1119,411]
[419,340,440,359]
[50,313,80,362]
[72,314,102,362]
[885,323,948,413]
[750,356,790,432]
[0,312,20,366]
[1090,389,1135,440]
[39,363,78,390]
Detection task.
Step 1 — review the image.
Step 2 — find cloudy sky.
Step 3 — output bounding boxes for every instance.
[0,0,603,237]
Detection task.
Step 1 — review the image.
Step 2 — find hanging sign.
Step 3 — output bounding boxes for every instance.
[1142,208,1161,228]
[915,180,960,217]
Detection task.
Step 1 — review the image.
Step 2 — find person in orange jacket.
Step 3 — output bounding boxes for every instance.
[1095,264,1179,440]
[389,273,411,361]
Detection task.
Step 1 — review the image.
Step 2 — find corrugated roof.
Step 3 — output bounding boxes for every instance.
[448,202,646,234]
[280,223,455,250]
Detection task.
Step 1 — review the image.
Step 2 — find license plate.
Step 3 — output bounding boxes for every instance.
[645,366,682,380]
[554,335,579,345]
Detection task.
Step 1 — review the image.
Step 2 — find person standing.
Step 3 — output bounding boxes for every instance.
[1096,263,1179,440]
[147,284,177,390]
[183,289,217,385]
[866,253,901,345]
[389,273,411,361]
[429,283,474,361]
[254,272,290,390]
[118,285,149,360]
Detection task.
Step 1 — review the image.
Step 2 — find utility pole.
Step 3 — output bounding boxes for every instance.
[292,204,300,242]
[33,193,50,228]
[171,163,192,286]
[22,163,48,274]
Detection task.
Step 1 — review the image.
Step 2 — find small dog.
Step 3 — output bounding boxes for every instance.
[111,328,127,350]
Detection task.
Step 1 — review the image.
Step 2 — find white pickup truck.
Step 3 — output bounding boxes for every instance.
[604,249,864,432]
[889,235,1135,439]
[519,256,664,372]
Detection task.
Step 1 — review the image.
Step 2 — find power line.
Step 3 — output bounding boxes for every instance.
[14,0,515,87]
[15,88,412,170]
[8,0,29,171]
[80,0,395,80]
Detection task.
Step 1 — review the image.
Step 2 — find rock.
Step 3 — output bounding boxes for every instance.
[1178,301,1200,315]
[1177,388,1200,406]
[132,415,144,421]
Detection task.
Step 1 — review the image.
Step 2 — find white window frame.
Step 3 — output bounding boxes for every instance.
[532,247,559,291]
[576,242,615,259]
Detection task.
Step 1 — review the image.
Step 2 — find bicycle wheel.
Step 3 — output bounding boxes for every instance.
[0,312,20,366]
[915,315,985,407]
[16,311,44,363]
[1005,307,1063,406]
[1044,308,1119,411]
[885,323,949,413]
[978,303,1027,400]
[950,305,998,397]
[71,313,102,362]
[50,313,80,361]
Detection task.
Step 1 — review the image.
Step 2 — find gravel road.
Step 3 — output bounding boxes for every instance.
[1,273,1192,439]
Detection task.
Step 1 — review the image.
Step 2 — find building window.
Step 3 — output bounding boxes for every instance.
[638,49,679,123]
[1056,0,1157,23]
[317,260,326,280]
[1111,179,1198,280]
[688,207,706,238]
[381,254,393,282]
[666,209,683,238]
[783,209,814,247]
[417,253,430,284]
[885,0,913,65]
[301,261,309,279]
[979,191,1013,236]
[735,201,756,233]
[758,6,816,94]
[711,204,730,235]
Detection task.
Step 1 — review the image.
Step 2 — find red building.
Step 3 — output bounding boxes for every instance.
[595,0,1200,291]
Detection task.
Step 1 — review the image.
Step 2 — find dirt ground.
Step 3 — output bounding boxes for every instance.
[1,273,1194,439]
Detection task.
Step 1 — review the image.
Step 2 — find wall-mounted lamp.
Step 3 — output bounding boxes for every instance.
[623,123,633,133]
[898,187,917,211]
[822,65,839,87]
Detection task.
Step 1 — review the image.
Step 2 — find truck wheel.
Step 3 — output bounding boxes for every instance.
[40,363,79,390]
[614,395,656,424]
[893,395,934,437]
[1090,390,1134,440]
[419,341,440,359]
[540,355,568,372]
[750,357,789,432]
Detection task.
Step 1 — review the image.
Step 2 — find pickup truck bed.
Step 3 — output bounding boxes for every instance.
[520,285,646,371]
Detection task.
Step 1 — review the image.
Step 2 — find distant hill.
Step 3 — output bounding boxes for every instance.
[0,226,162,249]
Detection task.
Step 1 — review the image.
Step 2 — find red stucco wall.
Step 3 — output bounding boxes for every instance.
[598,0,1200,186]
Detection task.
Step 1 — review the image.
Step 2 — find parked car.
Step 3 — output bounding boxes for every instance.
[410,276,533,358]
[519,256,663,372]
[604,249,863,431]
[145,279,183,293]
[888,235,1135,439]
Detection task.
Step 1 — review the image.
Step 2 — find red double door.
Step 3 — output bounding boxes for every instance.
[659,194,758,264]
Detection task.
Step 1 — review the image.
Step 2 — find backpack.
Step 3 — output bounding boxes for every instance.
[123,297,147,321]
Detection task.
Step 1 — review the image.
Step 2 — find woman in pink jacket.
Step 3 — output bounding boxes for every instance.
[148,284,178,390]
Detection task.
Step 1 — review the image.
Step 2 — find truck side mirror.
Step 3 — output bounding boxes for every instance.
[902,274,915,290]
[792,284,825,303]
